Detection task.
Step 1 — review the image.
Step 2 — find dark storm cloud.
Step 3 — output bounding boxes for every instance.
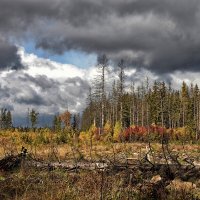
[16,93,46,106]
[19,74,58,90]
[1,0,200,74]
[0,38,23,70]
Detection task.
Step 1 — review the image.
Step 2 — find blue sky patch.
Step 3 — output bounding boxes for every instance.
[22,40,97,68]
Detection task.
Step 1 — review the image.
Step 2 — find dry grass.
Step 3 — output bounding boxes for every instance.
[0,165,199,200]
[0,130,200,199]
[0,134,199,163]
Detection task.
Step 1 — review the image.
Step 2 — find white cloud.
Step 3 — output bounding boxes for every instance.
[19,47,86,80]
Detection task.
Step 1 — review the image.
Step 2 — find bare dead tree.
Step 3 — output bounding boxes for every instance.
[97,54,109,133]
[118,59,125,127]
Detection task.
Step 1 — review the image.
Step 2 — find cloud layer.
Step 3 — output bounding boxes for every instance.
[0,37,23,70]
[0,48,91,126]
[1,0,200,74]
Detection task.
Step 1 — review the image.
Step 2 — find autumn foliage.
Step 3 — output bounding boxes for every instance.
[60,111,71,128]
[121,125,167,142]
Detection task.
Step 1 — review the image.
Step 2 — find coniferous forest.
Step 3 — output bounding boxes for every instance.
[81,55,200,142]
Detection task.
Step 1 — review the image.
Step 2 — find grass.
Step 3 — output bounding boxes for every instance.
[0,129,200,199]
[0,165,200,200]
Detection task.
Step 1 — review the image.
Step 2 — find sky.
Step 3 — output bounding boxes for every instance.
[1,0,200,126]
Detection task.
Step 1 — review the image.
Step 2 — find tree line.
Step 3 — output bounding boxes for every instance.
[81,55,200,140]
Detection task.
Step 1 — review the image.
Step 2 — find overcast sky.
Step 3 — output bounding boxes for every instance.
[1,0,200,126]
